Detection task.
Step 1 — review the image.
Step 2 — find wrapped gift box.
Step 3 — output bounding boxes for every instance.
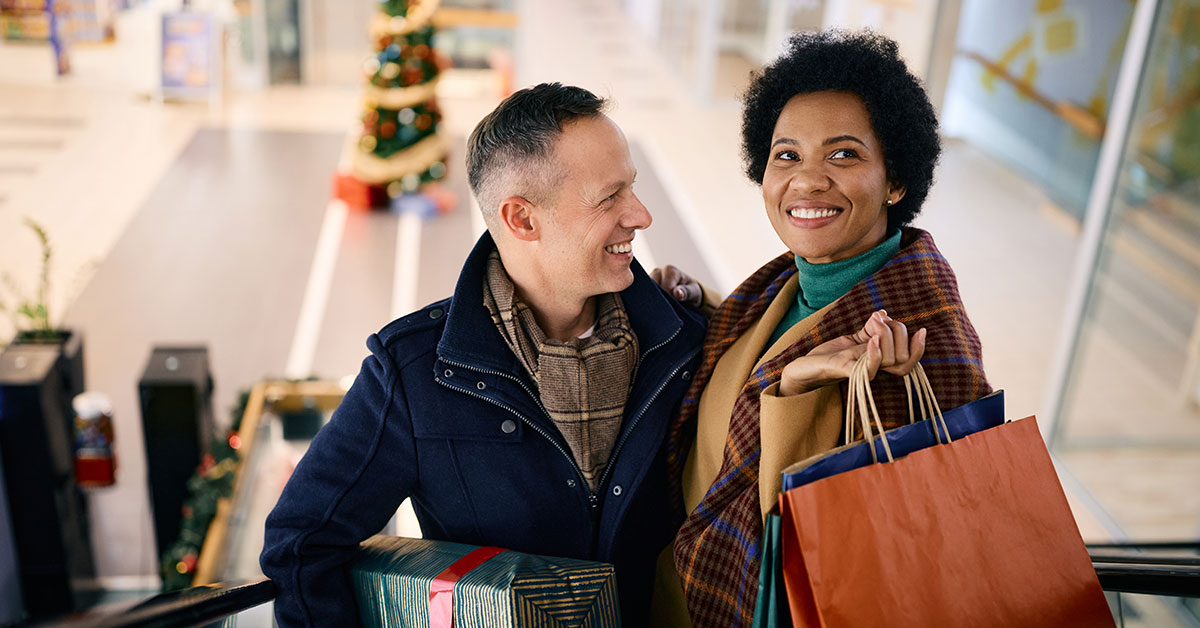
[352,536,621,628]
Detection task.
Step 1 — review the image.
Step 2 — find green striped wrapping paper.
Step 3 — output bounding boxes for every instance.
[351,536,622,628]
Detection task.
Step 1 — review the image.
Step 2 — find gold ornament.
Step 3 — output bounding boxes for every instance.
[359,135,378,152]
[363,57,381,75]
[387,180,405,198]
[380,62,401,80]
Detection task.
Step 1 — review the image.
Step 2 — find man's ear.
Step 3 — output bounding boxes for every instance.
[498,196,539,242]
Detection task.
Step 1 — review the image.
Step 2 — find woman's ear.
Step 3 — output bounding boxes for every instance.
[886,183,907,207]
[498,196,539,242]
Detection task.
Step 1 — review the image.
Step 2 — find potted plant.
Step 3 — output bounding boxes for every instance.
[0,217,85,396]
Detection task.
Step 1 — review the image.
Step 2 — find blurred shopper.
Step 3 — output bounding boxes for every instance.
[261,83,707,628]
[659,31,993,628]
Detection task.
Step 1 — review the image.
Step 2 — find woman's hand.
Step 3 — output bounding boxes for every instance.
[651,264,703,307]
[778,310,927,396]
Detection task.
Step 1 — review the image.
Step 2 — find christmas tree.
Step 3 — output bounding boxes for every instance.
[340,0,452,212]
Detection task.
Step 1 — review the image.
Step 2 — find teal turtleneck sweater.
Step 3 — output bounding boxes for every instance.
[765,230,903,349]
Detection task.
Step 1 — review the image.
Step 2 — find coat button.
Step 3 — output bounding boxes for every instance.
[476,381,486,390]
[681,370,692,381]
[443,369,453,378]
[500,419,517,434]
[612,485,623,496]
[566,479,576,488]
[429,308,444,319]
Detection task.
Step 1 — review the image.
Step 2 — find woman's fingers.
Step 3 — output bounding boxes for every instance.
[864,334,883,379]
[882,327,927,376]
[865,311,895,367]
[886,318,909,366]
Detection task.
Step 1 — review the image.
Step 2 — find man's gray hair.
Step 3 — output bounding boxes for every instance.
[466,83,608,224]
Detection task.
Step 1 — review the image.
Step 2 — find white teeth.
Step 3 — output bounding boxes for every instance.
[789,207,841,219]
[604,242,632,254]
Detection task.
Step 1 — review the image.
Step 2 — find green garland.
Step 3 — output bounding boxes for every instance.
[159,391,248,591]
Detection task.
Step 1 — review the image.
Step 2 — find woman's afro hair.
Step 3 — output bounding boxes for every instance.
[741,30,941,230]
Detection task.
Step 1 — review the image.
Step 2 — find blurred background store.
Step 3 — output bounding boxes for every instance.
[0,0,1197,625]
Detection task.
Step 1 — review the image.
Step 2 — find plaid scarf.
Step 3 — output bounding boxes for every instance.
[483,250,639,490]
[668,228,990,628]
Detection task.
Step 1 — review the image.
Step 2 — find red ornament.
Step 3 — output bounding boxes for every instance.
[380,121,397,138]
[415,114,431,131]
[181,505,193,519]
[414,44,429,59]
[363,110,380,125]
[198,453,215,473]
[181,553,197,573]
[229,433,242,450]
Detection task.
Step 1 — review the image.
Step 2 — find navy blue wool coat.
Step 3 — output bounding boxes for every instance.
[261,233,706,627]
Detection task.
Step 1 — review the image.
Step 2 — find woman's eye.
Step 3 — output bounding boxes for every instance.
[830,148,858,160]
[774,150,799,161]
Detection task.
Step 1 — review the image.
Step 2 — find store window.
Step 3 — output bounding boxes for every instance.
[1052,0,1200,545]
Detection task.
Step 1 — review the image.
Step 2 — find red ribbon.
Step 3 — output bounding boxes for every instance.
[428,546,506,628]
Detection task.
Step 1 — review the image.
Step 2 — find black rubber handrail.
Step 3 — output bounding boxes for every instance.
[1094,562,1200,598]
[1087,541,1200,552]
[1089,553,1200,567]
[30,559,1200,627]
[33,579,275,628]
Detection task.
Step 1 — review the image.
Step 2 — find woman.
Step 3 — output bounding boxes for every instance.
[663,30,992,628]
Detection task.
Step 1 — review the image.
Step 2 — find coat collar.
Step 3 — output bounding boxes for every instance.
[437,232,686,372]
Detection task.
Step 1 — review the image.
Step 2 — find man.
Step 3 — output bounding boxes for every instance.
[260,83,707,627]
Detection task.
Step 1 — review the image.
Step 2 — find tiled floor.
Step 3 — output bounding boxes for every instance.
[2,0,1198,604]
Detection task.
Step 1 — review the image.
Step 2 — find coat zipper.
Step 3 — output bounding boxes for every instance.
[437,325,692,523]
[595,339,696,494]
[436,358,591,493]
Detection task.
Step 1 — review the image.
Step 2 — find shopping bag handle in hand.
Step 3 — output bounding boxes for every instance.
[904,362,950,443]
[844,356,952,465]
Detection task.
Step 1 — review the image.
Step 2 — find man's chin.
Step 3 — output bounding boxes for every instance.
[607,269,636,293]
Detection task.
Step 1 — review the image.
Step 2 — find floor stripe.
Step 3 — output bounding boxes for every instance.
[391,209,425,539]
[284,200,348,379]
[391,209,423,319]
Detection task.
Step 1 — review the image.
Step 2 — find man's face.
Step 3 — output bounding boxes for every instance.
[532,115,651,299]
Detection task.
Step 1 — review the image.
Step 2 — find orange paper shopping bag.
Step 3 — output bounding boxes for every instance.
[779,358,1113,627]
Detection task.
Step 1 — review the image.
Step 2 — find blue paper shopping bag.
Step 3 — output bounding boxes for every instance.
[781,389,1004,492]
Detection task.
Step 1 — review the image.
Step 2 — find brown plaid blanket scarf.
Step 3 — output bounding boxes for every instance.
[668,228,991,627]
[483,250,639,491]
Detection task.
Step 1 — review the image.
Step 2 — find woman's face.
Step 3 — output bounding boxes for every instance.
[761,90,904,264]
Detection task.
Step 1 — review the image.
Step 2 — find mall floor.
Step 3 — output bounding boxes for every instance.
[1,0,1197,618]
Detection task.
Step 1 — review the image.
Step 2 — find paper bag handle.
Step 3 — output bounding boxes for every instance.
[844,355,953,465]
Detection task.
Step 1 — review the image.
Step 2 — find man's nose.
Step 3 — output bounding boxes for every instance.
[624,192,652,230]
